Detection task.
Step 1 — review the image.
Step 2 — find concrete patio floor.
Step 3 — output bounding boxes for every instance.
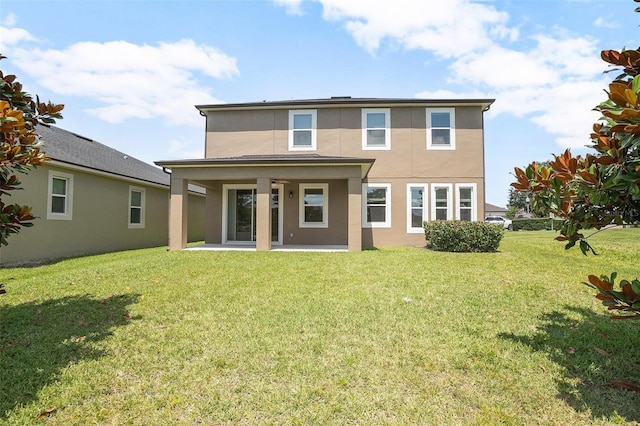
[184,244,349,252]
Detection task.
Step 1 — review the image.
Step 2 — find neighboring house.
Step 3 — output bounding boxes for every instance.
[485,203,508,217]
[0,125,205,265]
[156,97,494,252]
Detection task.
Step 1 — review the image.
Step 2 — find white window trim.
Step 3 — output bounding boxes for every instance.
[426,107,456,150]
[362,183,391,228]
[406,184,428,233]
[455,183,477,222]
[361,108,391,150]
[46,170,73,220]
[128,186,145,228]
[430,183,453,221]
[288,109,317,151]
[299,183,328,228]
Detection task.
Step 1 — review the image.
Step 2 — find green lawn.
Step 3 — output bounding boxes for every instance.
[1,229,640,425]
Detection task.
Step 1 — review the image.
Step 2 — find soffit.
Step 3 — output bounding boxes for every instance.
[155,154,375,179]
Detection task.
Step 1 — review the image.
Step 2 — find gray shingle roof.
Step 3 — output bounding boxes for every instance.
[36,125,170,186]
[485,203,507,212]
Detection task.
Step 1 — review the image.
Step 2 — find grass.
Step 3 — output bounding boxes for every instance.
[1,229,640,425]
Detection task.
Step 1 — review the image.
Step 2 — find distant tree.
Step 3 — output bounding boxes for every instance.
[506,188,528,218]
[0,55,64,251]
[511,22,640,319]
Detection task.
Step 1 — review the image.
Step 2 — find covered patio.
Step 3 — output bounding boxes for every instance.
[155,155,374,252]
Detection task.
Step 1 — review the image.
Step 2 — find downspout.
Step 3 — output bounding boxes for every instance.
[481,103,492,222]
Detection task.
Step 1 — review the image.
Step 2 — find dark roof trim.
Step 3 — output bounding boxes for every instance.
[196,97,495,113]
[155,155,376,179]
[156,154,376,168]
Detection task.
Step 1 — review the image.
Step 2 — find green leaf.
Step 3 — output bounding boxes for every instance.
[633,75,640,94]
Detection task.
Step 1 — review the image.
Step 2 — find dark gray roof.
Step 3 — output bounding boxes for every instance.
[37,125,170,186]
[197,97,495,112]
[156,153,376,167]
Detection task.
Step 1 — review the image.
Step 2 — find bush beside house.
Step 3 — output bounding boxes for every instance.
[424,221,504,252]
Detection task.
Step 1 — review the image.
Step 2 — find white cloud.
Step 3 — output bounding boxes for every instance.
[448,35,607,150]
[273,0,305,15]
[594,15,618,29]
[2,12,17,27]
[3,30,239,126]
[0,25,37,48]
[314,0,510,56]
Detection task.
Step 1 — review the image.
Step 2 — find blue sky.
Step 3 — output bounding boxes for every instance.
[1,0,638,206]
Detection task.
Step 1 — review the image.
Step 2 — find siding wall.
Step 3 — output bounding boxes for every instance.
[0,164,205,265]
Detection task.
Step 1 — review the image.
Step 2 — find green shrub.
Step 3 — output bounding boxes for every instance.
[512,218,563,231]
[423,220,504,252]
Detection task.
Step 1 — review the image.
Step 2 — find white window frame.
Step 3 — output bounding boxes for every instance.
[361,108,391,150]
[299,183,328,228]
[431,183,453,221]
[47,170,73,220]
[288,109,317,151]
[426,108,456,150]
[128,186,145,228]
[455,183,477,222]
[406,184,428,233]
[362,183,391,228]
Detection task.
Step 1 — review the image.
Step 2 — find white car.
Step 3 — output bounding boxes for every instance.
[485,215,512,230]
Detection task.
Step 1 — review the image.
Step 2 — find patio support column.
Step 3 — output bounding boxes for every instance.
[168,177,188,250]
[255,176,272,251]
[205,183,222,244]
[348,177,362,252]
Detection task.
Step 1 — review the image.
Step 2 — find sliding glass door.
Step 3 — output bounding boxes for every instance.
[224,185,282,244]
[227,188,255,242]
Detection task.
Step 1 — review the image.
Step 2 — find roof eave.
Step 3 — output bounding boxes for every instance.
[195,98,495,114]
[155,157,375,179]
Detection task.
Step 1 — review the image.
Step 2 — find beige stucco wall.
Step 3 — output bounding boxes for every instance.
[204,106,484,179]
[362,177,485,248]
[0,164,205,265]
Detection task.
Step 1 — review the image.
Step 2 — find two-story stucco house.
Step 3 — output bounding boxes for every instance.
[155,97,494,252]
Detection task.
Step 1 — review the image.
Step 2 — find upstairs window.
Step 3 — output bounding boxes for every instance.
[289,110,317,151]
[362,108,390,150]
[427,108,455,150]
[47,170,73,220]
[129,187,145,228]
[431,184,452,221]
[455,183,477,221]
[299,183,328,228]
